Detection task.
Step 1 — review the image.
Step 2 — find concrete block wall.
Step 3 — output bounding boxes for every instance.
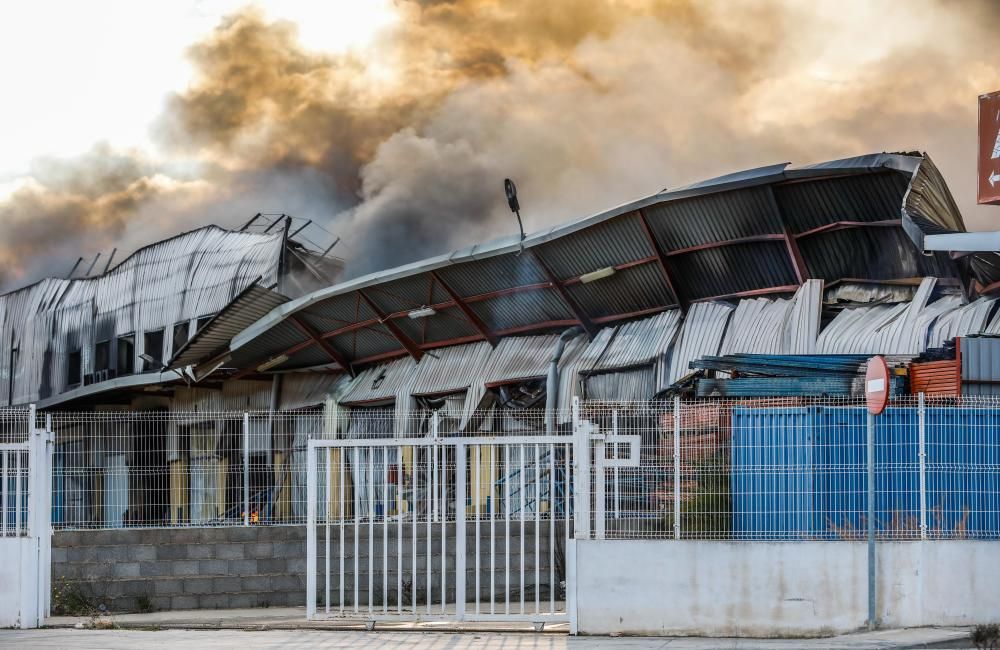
[52,527,309,613]
[53,521,565,613]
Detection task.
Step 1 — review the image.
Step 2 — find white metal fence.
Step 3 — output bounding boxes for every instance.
[1,408,31,537]
[8,395,1000,541]
[583,395,1000,541]
[305,421,574,623]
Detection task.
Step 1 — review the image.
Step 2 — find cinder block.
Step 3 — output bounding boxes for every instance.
[245,542,273,558]
[216,544,245,560]
[156,545,188,561]
[272,541,303,558]
[153,579,184,596]
[198,593,230,609]
[139,561,170,577]
[256,558,286,574]
[168,529,201,544]
[227,593,258,609]
[228,559,258,575]
[185,545,214,559]
[271,575,305,592]
[226,527,259,542]
[150,596,172,611]
[198,560,228,575]
[171,595,198,610]
[212,577,241,593]
[286,558,306,574]
[130,545,157,561]
[51,547,68,563]
[240,576,271,592]
[113,562,141,578]
[182,577,215,595]
[171,560,201,576]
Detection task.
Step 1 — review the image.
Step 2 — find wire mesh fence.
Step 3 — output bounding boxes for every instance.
[582,396,1000,541]
[1,407,32,536]
[27,395,1000,539]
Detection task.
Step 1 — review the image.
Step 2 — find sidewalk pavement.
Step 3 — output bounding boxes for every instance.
[0,608,970,649]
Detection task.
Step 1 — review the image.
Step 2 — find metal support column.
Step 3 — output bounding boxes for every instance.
[673,396,681,540]
[918,393,928,540]
[243,413,250,527]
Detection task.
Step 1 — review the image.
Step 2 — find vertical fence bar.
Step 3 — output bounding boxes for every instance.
[368,451,374,614]
[490,445,496,615]
[612,409,620,519]
[382,451,388,614]
[2,448,8,537]
[549,442,555,614]
[397,445,402,614]
[426,447,432,615]
[305,442,317,619]
[411,445,417,614]
[339,448,345,614]
[242,413,250,527]
[456,442,467,620]
[325,447,331,615]
[673,396,681,540]
[918,393,927,541]
[534,443,540,614]
[474,445,481,615]
[441,443,447,615]
[595,437,606,540]
[572,397,590,540]
[504,443,511,614]
[866,411,876,631]
[519,443,526,614]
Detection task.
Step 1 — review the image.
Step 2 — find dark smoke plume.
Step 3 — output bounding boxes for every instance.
[1,0,998,290]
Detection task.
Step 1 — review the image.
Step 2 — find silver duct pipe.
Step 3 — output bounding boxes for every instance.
[546,326,584,434]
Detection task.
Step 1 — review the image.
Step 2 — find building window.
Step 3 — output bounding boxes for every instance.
[195,314,214,333]
[117,334,135,375]
[67,350,82,388]
[94,340,110,372]
[143,329,165,371]
[172,321,190,356]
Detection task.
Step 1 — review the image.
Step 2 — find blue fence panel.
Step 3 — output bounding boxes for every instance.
[731,405,999,540]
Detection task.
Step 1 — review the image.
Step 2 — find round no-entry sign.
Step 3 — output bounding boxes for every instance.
[865,356,890,415]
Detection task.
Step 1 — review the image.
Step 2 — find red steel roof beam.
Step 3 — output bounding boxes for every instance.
[289,315,355,377]
[528,249,598,338]
[358,290,425,362]
[430,271,498,347]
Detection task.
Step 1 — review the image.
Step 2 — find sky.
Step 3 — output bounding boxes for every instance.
[0,0,998,291]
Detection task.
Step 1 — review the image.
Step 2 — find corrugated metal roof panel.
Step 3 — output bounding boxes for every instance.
[665,301,735,384]
[1,226,284,405]
[171,284,289,369]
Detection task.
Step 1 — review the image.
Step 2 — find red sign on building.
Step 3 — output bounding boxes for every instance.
[978,91,1000,205]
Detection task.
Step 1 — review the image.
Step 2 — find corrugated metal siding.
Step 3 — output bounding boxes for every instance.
[719,280,822,356]
[665,301,734,385]
[817,278,936,354]
[0,226,284,406]
[960,336,1000,397]
[910,360,960,396]
[585,365,656,401]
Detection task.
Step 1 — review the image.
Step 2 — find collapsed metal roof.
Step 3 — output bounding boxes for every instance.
[230,152,968,374]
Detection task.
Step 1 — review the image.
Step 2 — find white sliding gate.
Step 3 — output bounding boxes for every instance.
[1,407,53,629]
[306,431,577,627]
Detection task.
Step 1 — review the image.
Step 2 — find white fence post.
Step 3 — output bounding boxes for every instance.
[44,412,53,618]
[673,396,681,540]
[306,441,317,619]
[594,435,606,541]
[243,412,250,527]
[455,442,467,620]
[918,392,927,541]
[572,397,590,540]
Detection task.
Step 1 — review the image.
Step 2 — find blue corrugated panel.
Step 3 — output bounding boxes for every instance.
[731,406,999,539]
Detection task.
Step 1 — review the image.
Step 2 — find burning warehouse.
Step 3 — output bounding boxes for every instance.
[6,151,1000,528]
